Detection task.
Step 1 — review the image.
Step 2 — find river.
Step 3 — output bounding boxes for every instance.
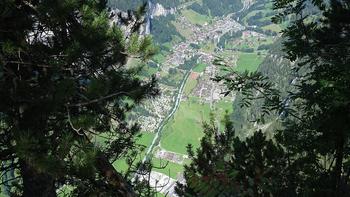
[141,70,191,163]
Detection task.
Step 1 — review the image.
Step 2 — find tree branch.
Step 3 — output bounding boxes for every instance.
[66,91,132,108]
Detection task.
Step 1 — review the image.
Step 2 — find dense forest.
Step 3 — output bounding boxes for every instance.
[1,0,350,196]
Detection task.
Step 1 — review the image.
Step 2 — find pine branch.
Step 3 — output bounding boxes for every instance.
[0,176,19,185]
[66,106,84,136]
[66,91,132,107]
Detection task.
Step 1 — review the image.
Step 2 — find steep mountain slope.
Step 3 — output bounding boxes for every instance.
[232,39,295,138]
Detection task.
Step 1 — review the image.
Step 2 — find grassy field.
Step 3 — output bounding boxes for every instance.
[160,87,236,155]
[193,63,208,73]
[262,23,282,33]
[183,77,198,96]
[156,192,166,197]
[153,53,166,64]
[137,132,156,147]
[113,132,155,172]
[235,52,265,73]
[172,21,193,39]
[200,42,216,53]
[182,9,210,25]
[214,99,234,130]
[161,97,211,154]
[214,99,233,115]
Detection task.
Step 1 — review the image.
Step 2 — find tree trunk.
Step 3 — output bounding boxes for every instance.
[334,131,345,194]
[95,151,137,197]
[77,132,137,197]
[20,160,56,197]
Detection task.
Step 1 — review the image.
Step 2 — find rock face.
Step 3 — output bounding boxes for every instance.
[152,3,176,17]
[145,0,177,34]
[108,0,177,35]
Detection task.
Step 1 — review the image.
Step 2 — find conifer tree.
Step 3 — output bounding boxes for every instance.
[0,0,158,196]
[176,115,288,196]
[177,0,350,196]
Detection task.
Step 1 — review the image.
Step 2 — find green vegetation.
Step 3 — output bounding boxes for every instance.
[137,132,156,146]
[4,0,348,196]
[262,23,282,32]
[156,192,166,197]
[140,65,158,79]
[160,69,185,86]
[152,159,187,179]
[153,53,166,64]
[183,77,198,96]
[172,21,193,39]
[242,10,266,24]
[114,132,155,172]
[214,100,233,115]
[202,0,243,16]
[0,1,158,196]
[162,42,173,50]
[182,9,211,25]
[152,15,185,44]
[193,63,208,73]
[161,96,234,155]
[200,42,216,53]
[161,97,211,154]
[235,52,265,72]
[182,0,350,196]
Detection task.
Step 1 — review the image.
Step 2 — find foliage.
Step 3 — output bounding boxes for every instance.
[217,31,243,49]
[188,2,209,16]
[178,55,200,71]
[202,0,243,16]
[176,115,289,196]
[247,11,273,27]
[257,44,272,50]
[108,0,145,10]
[246,26,278,36]
[151,15,184,44]
[230,39,293,136]
[179,0,350,196]
[0,0,158,196]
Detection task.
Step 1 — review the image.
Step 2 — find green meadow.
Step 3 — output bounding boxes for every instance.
[235,52,264,73]
[183,77,198,96]
[193,62,208,73]
[182,9,211,26]
[161,97,211,155]
[160,96,234,155]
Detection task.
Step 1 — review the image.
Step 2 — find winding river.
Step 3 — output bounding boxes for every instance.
[141,70,191,163]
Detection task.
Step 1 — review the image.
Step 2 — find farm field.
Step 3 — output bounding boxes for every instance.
[235,52,265,72]
[193,62,208,73]
[181,9,211,25]
[160,95,234,156]
[183,77,198,96]
[160,97,211,155]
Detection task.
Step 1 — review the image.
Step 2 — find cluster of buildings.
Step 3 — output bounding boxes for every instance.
[136,7,243,133]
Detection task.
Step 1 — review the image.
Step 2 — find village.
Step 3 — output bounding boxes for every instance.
[137,11,245,132]
[131,2,275,195]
